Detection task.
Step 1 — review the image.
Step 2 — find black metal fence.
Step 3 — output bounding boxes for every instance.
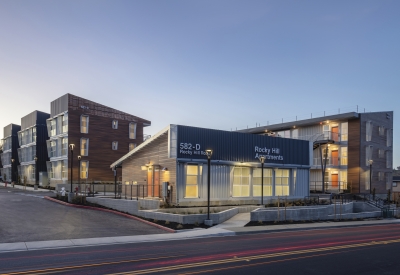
[121,184,163,200]
[310,181,351,193]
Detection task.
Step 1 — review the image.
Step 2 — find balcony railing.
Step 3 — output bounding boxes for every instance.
[293,131,347,143]
[313,157,347,166]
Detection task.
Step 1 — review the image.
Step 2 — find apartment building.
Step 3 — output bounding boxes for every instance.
[46,94,151,188]
[0,124,21,182]
[240,111,393,194]
[17,111,50,185]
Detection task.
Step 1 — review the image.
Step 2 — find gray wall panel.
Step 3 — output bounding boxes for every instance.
[50,94,69,117]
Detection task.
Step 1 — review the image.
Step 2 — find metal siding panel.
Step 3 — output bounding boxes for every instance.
[51,94,69,117]
[294,168,309,197]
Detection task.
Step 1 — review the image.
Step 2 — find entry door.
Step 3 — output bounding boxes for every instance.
[331,150,339,166]
[332,174,339,188]
[153,166,160,197]
[147,167,153,197]
[331,127,339,141]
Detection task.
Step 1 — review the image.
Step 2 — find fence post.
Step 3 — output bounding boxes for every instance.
[277,196,280,222]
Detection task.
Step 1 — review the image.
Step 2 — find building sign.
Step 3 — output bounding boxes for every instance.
[176,125,309,165]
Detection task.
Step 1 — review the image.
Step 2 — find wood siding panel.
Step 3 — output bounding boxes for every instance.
[348,119,360,193]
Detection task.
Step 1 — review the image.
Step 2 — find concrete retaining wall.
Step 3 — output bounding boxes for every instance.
[86,197,139,215]
[138,207,239,225]
[138,198,160,210]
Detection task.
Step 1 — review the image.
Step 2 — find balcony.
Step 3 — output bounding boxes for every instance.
[310,181,350,193]
[313,157,347,167]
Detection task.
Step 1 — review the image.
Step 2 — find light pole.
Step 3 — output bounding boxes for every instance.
[34,156,38,188]
[258,156,266,206]
[205,150,213,221]
[78,155,81,192]
[69,144,75,202]
[11,158,14,184]
[369,159,373,194]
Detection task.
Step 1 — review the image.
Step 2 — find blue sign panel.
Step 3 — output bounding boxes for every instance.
[176,125,310,165]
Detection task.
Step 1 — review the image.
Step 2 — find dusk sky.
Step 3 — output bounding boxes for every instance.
[0,0,399,166]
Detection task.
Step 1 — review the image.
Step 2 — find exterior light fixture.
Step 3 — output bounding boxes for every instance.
[161,167,168,171]
[258,156,266,206]
[205,149,213,222]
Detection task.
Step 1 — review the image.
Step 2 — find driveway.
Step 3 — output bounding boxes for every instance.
[0,187,166,243]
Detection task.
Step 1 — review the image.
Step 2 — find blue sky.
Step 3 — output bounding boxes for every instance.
[0,0,399,167]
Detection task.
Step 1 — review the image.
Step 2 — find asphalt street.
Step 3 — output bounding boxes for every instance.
[1,223,400,274]
[0,187,166,243]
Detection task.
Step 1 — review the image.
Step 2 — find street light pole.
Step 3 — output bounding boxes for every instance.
[11,158,14,184]
[69,144,75,202]
[205,150,213,221]
[34,156,38,188]
[258,156,266,206]
[369,159,373,194]
[78,155,81,192]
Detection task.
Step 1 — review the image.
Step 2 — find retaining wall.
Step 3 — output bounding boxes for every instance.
[86,197,139,215]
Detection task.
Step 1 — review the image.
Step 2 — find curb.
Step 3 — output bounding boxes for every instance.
[231,220,400,236]
[44,196,176,233]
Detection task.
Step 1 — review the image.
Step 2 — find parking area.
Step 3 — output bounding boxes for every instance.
[0,187,167,243]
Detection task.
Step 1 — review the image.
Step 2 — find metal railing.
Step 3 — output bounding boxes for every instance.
[121,184,163,200]
[310,181,351,193]
[313,157,348,166]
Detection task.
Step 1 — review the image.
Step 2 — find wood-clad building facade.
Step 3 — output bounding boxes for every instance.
[241,111,394,195]
[46,94,151,188]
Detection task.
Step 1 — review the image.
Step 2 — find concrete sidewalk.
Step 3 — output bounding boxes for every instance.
[1,218,400,253]
[0,182,53,192]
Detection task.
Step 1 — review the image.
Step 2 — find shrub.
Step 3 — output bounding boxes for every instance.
[165,221,170,225]
[176,224,183,229]
[194,221,199,226]
[199,209,203,214]
[153,219,158,223]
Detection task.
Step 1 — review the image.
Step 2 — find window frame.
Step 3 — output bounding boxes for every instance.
[129,122,137,139]
[112,141,118,150]
[80,138,89,156]
[184,164,202,198]
[232,167,250,197]
[80,115,89,134]
[129,143,136,151]
[252,168,273,197]
[80,160,89,179]
[112,120,118,129]
[275,169,290,196]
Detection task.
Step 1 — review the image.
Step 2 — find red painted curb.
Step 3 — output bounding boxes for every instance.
[44,196,176,233]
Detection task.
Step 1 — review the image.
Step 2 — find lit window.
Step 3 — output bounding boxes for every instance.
[62,113,68,133]
[277,130,290,138]
[32,127,37,143]
[80,138,89,156]
[31,165,35,180]
[291,129,299,139]
[62,160,68,179]
[366,121,372,141]
[80,161,89,179]
[323,125,330,139]
[185,164,202,198]
[275,169,290,196]
[366,145,373,166]
[61,138,68,156]
[112,120,118,129]
[81,115,89,133]
[340,147,348,165]
[51,140,57,158]
[129,143,136,151]
[252,168,272,196]
[51,119,57,136]
[341,122,348,141]
[129,123,137,139]
[233,167,250,197]
[112,141,118,150]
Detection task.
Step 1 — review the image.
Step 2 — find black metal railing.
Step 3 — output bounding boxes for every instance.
[310,181,351,194]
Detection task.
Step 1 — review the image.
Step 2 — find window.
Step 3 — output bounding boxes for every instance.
[62,160,68,179]
[185,164,202,198]
[252,168,272,196]
[233,167,250,197]
[51,140,57,158]
[379,126,385,136]
[387,129,392,147]
[62,138,68,156]
[51,119,56,136]
[80,138,89,156]
[62,113,68,133]
[81,115,89,133]
[47,162,54,179]
[386,151,392,169]
[112,141,118,150]
[31,165,35,180]
[366,145,373,166]
[277,130,290,138]
[32,127,37,143]
[80,161,89,179]
[365,170,371,191]
[275,169,290,196]
[323,125,330,139]
[341,122,348,141]
[378,172,384,181]
[129,143,136,151]
[386,173,391,190]
[129,123,137,139]
[291,129,299,139]
[340,171,347,190]
[112,120,118,129]
[366,121,372,141]
[379,149,384,158]
[340,147,348,165]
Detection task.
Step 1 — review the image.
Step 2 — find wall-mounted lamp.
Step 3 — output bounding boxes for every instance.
[162,167,168,171]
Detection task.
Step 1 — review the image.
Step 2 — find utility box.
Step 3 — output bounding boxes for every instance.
[39,172,49,186]
[161,182,169,197]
